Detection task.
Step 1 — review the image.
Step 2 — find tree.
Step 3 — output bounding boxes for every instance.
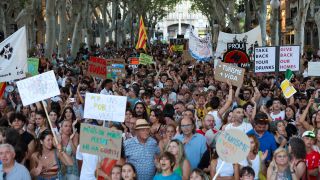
[314,3,320,48]
[252,0,268,46]
[44,0,56,59]
[293,0,312,53]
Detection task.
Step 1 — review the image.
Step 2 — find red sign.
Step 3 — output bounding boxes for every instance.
[88,57,107,79]
[224,50,249,64]
[129,57,139,65]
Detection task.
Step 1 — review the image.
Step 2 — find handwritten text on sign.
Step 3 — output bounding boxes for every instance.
[214,62,245,87]
[254,47,276,73]
[279,46,300,72]
[87,57,107,79]
[216,129,250,163]
[80,123,122,160]
[84,93,127,122]
[17,70,60,106]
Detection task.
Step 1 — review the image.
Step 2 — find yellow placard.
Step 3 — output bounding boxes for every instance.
[280,79,296,98]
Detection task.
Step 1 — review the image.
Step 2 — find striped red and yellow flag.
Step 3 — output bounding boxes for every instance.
[0,82,6,98]
[135,16,148,51]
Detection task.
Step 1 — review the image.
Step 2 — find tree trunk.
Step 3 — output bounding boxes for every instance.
[0,3,7,39]
[58,0,68,58]
[294,0,311,53]
[212,23,220,50]
[45,0,56,60]
[258,0,268,46]
[315,9,320,48]
[270,5,279,46]
[244,0,252,32]
[71,13,82,58]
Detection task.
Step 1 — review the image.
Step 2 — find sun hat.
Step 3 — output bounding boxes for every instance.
[135,119,150,130]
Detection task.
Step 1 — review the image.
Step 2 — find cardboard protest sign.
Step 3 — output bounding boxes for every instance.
[214,62,245,87]
[88,57,107,79]
[182,50,195,62]
[107,64,126,80]
[27,58,39,76]
[216,129,250,163]
[80,123,122,160]
[106,58,126,66]
[139,53,154,65]
[279,46,300,72]
[254,47,276,73]
[129,57,139,65]
[280,79,297,98]
[17,70,60,106]
[308,62,320,76]
[84,93,127,122]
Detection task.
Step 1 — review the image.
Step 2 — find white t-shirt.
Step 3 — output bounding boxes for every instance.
[208,110,222,130]
[270,111,285,121]
[225,121,253,133]
[76,145,98,180]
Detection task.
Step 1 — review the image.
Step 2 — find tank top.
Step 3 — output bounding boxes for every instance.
[173,166,183,176]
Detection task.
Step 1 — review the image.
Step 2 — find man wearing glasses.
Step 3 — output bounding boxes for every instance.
[0,143,31,180]
[175,117,207,169]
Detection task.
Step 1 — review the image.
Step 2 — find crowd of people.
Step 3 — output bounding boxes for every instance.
[1,42,320,180]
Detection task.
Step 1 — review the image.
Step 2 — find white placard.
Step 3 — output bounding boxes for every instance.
[254,47,276,73]
[279,46,300,72]
[308,62,320,76]
[84,93,127,122]
[17,70,60,106]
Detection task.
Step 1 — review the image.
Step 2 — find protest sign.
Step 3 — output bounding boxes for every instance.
[0,26,27,82]
[139,53,154,65]
[88,57,107,79]
[216,26,262,60]
[188,30,213,61]
[308,62,320,76]
[214,62,245,87]
[84,93,127,122]
[80,123,122,160]
[182,50,195,62]
[129,57,139,65]
[280,79,297,98]
[254,47,276,73]
[17,70,60,106]
[106,58,125,66]
[27,58,39,76]
[279,46,300,72]
[216,129,250,163]
[107,64,126,80]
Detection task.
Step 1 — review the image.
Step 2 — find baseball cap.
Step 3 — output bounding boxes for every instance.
[302,131,316,138]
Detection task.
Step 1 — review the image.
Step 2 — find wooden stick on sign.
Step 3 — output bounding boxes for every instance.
[41,100,58,145]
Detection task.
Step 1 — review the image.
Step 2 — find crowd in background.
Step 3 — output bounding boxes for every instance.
[1,42,320,180]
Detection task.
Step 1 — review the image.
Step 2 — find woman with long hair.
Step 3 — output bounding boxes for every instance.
[165,139,191,180]
[59,120,79,179]
[267,148,297,180]
[288,137,307,179]
[30,130,73,180]
[150,108,166,141]
[239,135,267,180]
[159,124,176,152]
[35,110,48,138]
[59,107,80,134]
[49,109,60,137]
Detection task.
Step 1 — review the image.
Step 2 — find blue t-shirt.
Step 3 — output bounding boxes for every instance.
[153,172,182,180]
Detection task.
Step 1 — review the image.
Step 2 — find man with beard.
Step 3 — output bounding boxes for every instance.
[150,86,166,110]
[164,78,177,104]
[225,107,253,133]
[247,113,276,163]
[257,83,271,108]
[173,101,186,123]
[132,102,149,120]
[235,80,260,107]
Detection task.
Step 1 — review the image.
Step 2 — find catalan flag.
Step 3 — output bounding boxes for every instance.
[0,82,6,98]
[135,16,148,51]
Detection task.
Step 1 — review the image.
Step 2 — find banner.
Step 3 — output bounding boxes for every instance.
[308,62,320,76]
[17,71,60,106]
[188,31,213,61]
[0,26,27,82]
[27,58,39,76]
[214,62,245,87]
[84,93,127,122]
[107,64,126,80]
[216,26,262,60]
[280,79,297,98]
[254,47,276,73]
[279,46,300,72]
[0,82,5,98]
[139,53,154,65]
[87,56,107,79]
[80,123,122,160]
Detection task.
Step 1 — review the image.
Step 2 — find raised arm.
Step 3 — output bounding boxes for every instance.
[218,81,233,117]
[298,99,314,131]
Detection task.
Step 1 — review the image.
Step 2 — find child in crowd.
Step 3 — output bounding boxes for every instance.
[154,151,181,180]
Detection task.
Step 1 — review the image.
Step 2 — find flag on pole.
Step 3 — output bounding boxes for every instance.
[0,82,5,98]
[135,16,148,51]
[0,26,27,82]
[285,69,294,81]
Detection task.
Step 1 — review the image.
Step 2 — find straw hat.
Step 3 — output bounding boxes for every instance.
[135,119,150,130]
